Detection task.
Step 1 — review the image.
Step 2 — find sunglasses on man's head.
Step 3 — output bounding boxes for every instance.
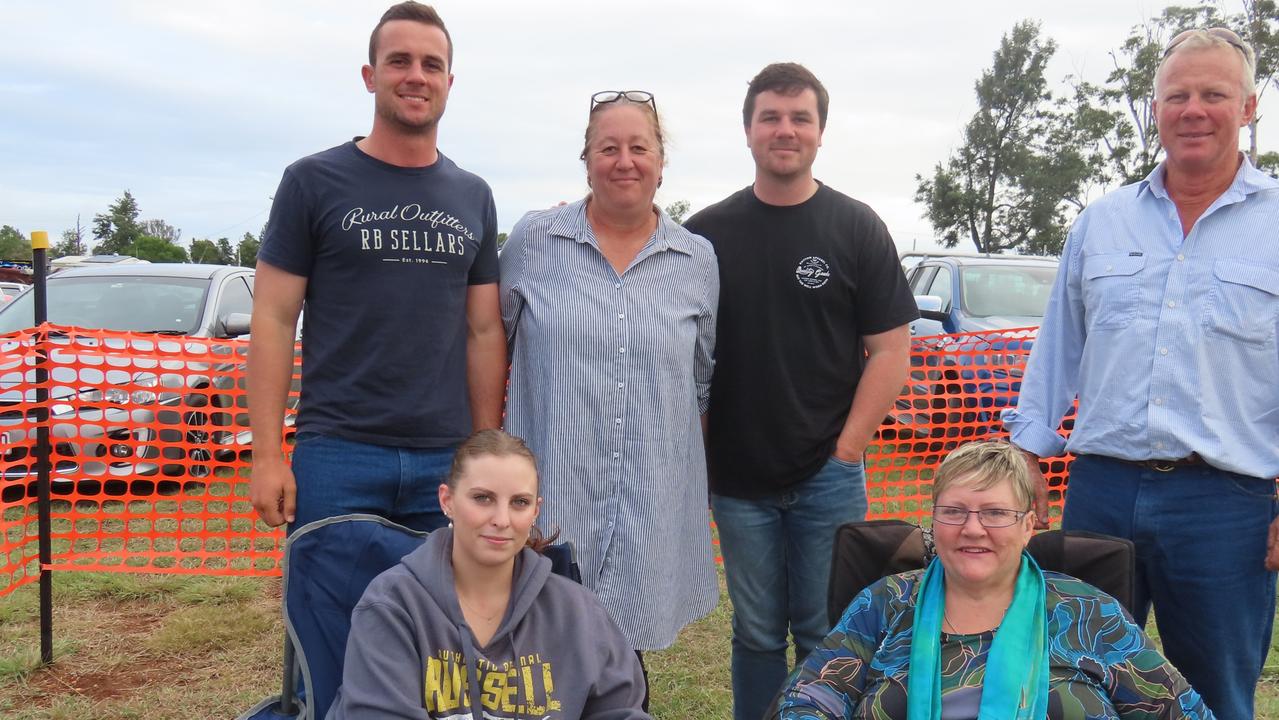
[590,90,657,114]
[1163,26,1253,63]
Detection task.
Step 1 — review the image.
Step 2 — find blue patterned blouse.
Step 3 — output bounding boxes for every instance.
[771,570,1215,719]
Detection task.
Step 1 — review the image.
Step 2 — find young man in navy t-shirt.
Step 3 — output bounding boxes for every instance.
[248,2,505,532]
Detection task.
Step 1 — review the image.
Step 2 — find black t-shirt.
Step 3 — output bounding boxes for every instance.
[258,142,499,447]
[685,184,918,497]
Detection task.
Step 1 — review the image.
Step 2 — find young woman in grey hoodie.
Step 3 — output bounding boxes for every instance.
[328,430,650,720]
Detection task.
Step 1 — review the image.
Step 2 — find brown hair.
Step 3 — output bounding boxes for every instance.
[447,429,559,552]
[932,440,1034,511]
[368,1,453,70]
[579,100,668,165]
[742,62,830,129]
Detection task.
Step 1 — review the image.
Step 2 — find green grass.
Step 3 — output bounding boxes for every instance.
[0,572,281,719]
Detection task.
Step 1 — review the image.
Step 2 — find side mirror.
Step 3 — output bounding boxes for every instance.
[914,295,949,323]
[222,312,252,338]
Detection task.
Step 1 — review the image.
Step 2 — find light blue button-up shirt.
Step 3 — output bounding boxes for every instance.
[1004,157,1279,479]
[500,198,720,649]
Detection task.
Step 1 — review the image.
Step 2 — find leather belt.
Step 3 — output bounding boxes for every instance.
[1115,453,1205,473]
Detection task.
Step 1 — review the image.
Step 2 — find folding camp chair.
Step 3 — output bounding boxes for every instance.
[826,519,1136,627]
[239,514,581,720]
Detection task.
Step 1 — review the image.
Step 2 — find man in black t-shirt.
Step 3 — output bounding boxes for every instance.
[685,63,917,720]
[247,2,506,532]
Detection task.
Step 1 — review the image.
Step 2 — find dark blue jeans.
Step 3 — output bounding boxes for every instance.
[289,431,453,533]
[711,456,869,720]
[1063,454,1277,719]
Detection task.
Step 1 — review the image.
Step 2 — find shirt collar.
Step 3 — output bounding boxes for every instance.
[547,197,694,256]
[1139,153,1279,201]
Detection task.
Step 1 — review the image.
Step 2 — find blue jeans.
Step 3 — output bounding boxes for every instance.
[1063,454,1277,720]
[289,432,453,533]
[711,456,869,720]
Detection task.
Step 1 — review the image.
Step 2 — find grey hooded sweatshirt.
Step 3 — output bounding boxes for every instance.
[327,528,651,720]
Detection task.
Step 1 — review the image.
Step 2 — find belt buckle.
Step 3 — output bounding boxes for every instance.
[1148,459,1177,473]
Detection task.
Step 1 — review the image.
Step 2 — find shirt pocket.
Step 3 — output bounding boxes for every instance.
[1201,260,1279,346]
[1082,253,1145,330]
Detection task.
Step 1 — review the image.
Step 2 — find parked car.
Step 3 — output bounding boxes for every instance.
[888,253,1060,444]
[0,264,295,502]
[49,254,150,272]
[900,252,1058,336]
[0,282,27,305]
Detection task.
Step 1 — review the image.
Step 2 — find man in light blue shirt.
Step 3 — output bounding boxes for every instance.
[1004,28,1278,719]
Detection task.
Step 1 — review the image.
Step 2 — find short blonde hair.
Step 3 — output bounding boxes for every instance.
[1156,28,1257,98]
[932,441,1033,511]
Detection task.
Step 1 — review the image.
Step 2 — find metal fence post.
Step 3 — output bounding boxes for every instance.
[30,230,53,665]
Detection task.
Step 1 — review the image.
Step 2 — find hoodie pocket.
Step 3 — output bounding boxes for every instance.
[1082,253,1145,330]
[1201,260,1279,346]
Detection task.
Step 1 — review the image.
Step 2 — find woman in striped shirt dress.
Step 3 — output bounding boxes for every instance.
[499,91,720,672]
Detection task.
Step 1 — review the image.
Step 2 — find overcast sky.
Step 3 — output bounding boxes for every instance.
[2,0,1273,254]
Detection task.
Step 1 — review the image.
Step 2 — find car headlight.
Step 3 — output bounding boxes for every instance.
[76,373,160,406]
[128,373,159,405]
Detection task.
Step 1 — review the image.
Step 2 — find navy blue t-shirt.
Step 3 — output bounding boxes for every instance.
[259,142,499,447]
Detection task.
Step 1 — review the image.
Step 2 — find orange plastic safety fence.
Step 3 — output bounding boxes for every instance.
[865,326,1073,522]
[1,324,1074,598]
[1,324,298,595]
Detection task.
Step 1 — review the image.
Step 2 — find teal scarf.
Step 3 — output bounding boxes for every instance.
[906,552,1048,720]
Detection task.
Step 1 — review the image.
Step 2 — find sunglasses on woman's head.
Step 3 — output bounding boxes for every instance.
[590,90,657,114]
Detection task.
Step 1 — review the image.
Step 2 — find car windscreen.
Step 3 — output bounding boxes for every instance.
[0,275,209,335]
[959,265,1057,318]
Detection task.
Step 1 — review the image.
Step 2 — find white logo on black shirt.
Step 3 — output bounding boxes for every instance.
[795,256,831,289]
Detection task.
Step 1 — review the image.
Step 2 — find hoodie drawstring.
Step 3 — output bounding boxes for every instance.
[459,627,484,720]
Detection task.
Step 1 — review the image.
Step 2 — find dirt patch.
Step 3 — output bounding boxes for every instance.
[1,576,283,718]
[13,604,185,709]
[27,662,159,703]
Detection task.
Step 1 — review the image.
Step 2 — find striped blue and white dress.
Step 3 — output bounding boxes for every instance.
[500,198,720,650]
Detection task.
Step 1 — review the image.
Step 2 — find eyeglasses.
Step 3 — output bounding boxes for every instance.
[932,505,1028,528]
[590,90,657,114]
[1164,27,1254,65]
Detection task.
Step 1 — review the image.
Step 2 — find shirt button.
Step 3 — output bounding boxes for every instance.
[1105,265,1113,272]
[615,418,622,424]
[1176,254,1185,262]
[1154,397,1163,406]
[617,313,625,319]
[1154,441,1165,450]
[617,382,624,389]
[1167,300,1176,308]
[614,282,621,289]
[612,452,620,459]
[619,347,626,353]
[1159,347,1169,355]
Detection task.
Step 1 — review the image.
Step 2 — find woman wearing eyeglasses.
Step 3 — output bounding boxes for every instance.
[499,90,719,700]
[770,441,1214,720]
